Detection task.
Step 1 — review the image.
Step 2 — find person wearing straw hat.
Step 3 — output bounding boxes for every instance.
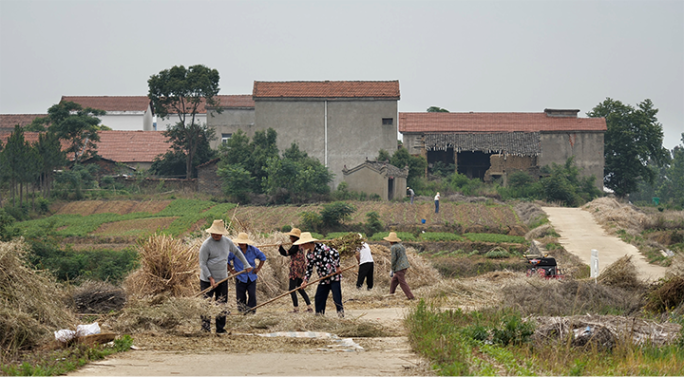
[228,232,267,314]
[296,232,345,318]
[199,220,251,333]
[384,232,415,300]
[355,233,374,290]
[278,228,313,313]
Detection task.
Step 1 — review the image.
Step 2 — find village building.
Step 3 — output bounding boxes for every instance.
[399,109,607,189]
[60,96,156,131]
[342,160,408,201]
[0,114,48,132]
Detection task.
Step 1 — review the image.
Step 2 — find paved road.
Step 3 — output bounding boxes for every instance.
[542,207,666,282]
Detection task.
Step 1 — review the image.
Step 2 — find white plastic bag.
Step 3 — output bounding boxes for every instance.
[54,329,76,343]
[75,322,101,337]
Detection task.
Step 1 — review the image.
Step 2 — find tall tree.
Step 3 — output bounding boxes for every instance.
[34,131,66,198]
[148,64,220,178]
[427,106,449,112]
[0,126,30,206]
[588,98,669,198]
[46,101,105,164]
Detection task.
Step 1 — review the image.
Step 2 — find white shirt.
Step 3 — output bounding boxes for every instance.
[358,242,373,264]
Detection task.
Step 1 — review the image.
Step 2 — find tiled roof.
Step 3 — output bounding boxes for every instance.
[253,81,400,99]
[0,114,48,129]
[399,112,607,133]
[212,95,254,109]
[343,160,408,178]
[0,131,70,151]
[61,96,152,112]
[95,131,171,163]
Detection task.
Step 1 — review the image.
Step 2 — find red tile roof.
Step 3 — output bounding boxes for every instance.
[0,132,69,150]
[61,96,152,112]
[253,81,400,99]
[95,131,171,163]
[213,95,254,108]
[399,112,606,133]
[0,114,48,129]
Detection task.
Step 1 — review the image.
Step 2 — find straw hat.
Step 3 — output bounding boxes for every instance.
[287,227,301,238]
[293,232,318,245]
[233,232,254,245]
[206,219,229,235]
[383,232,402,242]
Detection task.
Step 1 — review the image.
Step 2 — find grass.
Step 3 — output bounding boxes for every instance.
[463,233,527,244]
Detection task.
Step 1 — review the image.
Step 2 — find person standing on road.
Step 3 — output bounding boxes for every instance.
[297,232,345,318]
[407,187,415,204]
[434,192,440,213]
[384,232,415,300]
[355,234,374,290]
[199,220,251,333]
[278,227,313,313]
[228,232,266,314]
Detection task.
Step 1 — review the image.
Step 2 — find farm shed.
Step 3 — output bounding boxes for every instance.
[399,109,607,189]
[342,160,408,201]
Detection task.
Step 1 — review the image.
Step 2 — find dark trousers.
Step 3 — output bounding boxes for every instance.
[390,269,415,299]
[356,262,374,289]
[200,279,228,332]
[235,278,257,314]
[435,200,440,213]
[289,277,311,307]
[314,280,343,315]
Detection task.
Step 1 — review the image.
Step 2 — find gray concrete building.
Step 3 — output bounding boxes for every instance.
[399,109,607,189]
[342,160,408,201]
[205,95,255,149]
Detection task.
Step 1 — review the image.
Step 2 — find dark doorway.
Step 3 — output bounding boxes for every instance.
[427,148,455,176]
[456,151,491,180]
[387,177,394,200]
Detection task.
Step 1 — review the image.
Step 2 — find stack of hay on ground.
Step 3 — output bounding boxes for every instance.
[583,197,648,236]
[0,239,76,354]
[70,280,126,314]
[597,255,644,290]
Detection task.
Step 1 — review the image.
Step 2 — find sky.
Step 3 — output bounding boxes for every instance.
[1,0,682,150]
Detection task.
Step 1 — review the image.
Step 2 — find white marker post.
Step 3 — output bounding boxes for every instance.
[590,249,599,284]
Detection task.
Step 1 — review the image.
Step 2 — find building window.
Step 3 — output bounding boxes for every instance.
[382,118,393,126]
[221,133,232,144]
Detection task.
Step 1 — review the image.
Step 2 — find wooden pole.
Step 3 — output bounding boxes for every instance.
[250,263,358,311]
[195,270,247,297]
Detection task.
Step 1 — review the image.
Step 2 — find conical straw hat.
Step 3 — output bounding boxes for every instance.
[383,232,402,242]
[206,219,229,235]
[287,227,302,238]
[293,232,318,245]
[233,232,254,245]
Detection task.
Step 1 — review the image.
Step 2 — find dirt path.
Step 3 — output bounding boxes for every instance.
[68,307,430,377]
[542,207,666,281]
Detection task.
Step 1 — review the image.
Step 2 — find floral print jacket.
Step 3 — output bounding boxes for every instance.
[304,243,341,285]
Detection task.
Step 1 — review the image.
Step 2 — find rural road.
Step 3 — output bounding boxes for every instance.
[542,207,667,282]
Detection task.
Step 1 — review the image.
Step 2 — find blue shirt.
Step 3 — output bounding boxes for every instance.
[229,245,266,283]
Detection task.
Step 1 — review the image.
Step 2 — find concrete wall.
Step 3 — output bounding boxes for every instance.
[402,133,423,156]
[206,108,255,149]
[155,114,207,131]
[539,131,604,189]
[255,99,398,188]
[343,166,407,201]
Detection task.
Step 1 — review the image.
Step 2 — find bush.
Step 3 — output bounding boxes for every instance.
[364,211,383,237]
[320,202,356,229]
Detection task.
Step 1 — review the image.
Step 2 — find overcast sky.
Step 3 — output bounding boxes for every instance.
[1,0,682,149]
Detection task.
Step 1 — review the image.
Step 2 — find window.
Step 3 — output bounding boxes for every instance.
[221,133,232,144]
[382,118,393,126]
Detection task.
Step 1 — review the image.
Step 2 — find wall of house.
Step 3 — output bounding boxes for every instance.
[155,114,207,131]
[344,167,387,199]
[99,113,149,131]
[539,131,604,189]
[205,108,255,149]
[484,154,538,185]
[402,133,423,156]
[255,99,398,188]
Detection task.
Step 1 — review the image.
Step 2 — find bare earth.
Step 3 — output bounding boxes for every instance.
[542,207,667,282]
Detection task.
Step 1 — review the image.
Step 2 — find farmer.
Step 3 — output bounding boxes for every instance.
[384,232,415,300]
[297,232,345,318]
[407,187,415,204]
[355,234,374,290]
[199,220,251,333]
[228,232,266,314]
[434,192,440,213]
[278,227,313,313]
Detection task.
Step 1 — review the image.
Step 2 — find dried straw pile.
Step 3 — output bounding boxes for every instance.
[0,239,76,353]
[597,255,643,290]
[514,201,546,227]
[644,276,684,315]
[70,280,126,314]
[583,197,648,236]
[124,234,199,298]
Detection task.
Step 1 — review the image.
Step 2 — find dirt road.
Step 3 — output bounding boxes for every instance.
[68,307,431,377]
[542,207,666,281]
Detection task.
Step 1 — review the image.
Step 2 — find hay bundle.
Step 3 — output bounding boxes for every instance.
[0,239,76,353]
[71,280,126,314]
[124,234,198,298]
[644,276,684,314]
[327,232,364,262]
[583,197,648,236]
[110,295,223,333]
[598,255,643,290]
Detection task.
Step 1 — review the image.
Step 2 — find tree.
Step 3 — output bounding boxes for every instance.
[148,64,221,178]
[46,101,105,164]
[588,98,669,198]
[33,131,66,198]
[150,124,217,178]
[427,106,449,112]
[385,147,427,186]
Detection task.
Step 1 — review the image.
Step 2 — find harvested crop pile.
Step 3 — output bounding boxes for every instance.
[70,280,126,314]
[0,239,76,353]
[644,276,684,315]
[598,255,643,290]
[124,234,198,298]
[514,201,546,227]
[583,197,648,236]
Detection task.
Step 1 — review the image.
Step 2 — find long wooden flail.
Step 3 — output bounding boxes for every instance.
[250,263,358,312]
[195,270,247,297]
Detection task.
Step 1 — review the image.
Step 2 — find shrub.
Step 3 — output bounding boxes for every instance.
[364,211,383,237]
[320,202,356,229]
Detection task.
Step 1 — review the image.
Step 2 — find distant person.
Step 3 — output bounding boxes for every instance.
[297,232,345,318]
[199,220,251,333]
[355,234,374,290]
[278,228,313,313]
[384,232,415,300]
[407,187,415,204]
[228,232,266,314]
[434,192,440,213]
